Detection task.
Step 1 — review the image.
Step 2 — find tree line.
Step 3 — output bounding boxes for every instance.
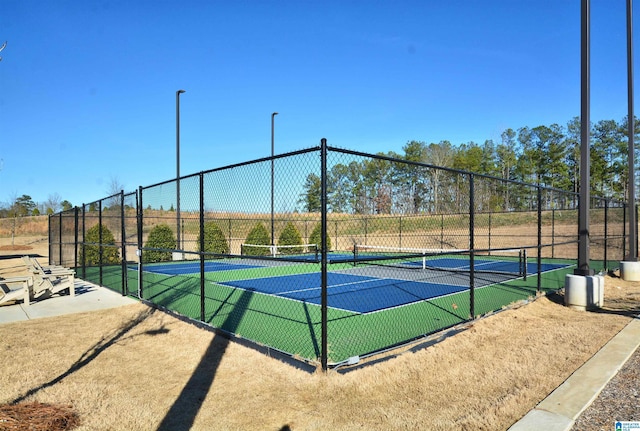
[3,118,638,218]
[299,116,639,215]
[0,194,73,218]
[0,177,125,218]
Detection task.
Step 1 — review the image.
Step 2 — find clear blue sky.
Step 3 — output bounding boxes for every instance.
[0,0,636,208]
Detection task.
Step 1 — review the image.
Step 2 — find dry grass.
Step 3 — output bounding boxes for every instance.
[0,240,638,430]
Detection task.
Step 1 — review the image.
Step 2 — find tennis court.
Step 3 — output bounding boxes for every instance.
[139,250,572,315]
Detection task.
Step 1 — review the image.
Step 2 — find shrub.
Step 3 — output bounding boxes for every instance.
[277,222,303,254]
[81,223,120,265]
[143,224,176,263]
[199,222,229,254]
[309,222,332,251]
[243,223,271,256]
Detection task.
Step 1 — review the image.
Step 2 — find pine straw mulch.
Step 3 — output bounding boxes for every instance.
[0,402,80,431]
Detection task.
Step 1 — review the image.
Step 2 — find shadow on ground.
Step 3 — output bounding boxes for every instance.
[10,307,159,404]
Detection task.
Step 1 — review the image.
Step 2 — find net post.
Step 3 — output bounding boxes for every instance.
[522,249,527,281]
[352,243,357,266]
[519,249,522,278]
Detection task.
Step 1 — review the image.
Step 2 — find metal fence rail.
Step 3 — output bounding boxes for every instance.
[48,141,635,370]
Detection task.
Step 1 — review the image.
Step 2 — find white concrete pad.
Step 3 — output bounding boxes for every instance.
[0,280,138,325]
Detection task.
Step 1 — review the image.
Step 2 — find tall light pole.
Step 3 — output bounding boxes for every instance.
[626,0,637,262]
[271,112,278,247]
[575,0,593,276]
[176,89,185,252]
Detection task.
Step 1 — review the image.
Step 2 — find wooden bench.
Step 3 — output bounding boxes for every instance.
[22,256,75,300]
[0,276,33,306]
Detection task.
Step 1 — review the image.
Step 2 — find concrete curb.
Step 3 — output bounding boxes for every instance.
[508,317,640,431]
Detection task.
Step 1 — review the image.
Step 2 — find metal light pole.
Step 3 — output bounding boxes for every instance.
[626,0,637,262]
[176,89,185,251]
[576,0,593,275]
[271,112,278,246]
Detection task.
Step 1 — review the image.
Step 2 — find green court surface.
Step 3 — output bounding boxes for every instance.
[83,257,575,364]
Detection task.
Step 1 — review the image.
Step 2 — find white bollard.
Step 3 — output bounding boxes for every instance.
[620,261,640,281]
[564,274,604,311]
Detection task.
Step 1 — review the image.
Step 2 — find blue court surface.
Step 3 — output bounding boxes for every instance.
[142,257,571,314]
[222,272,471,314]
[217,258,571,313]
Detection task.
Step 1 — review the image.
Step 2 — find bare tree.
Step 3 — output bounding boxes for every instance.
[106,176,125,209]
[45,193,62,215]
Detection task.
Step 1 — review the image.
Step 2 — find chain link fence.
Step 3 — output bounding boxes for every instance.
[48,141,635,369]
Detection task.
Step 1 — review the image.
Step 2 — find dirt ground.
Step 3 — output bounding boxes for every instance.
[0,238,639,430]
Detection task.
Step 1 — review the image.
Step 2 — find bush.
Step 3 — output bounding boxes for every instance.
[309,222,331,251]
[243,223,271,256]
[199,222,229,254]
[81,224,120,265]
[278,222,303,254]
[143,224,176,263]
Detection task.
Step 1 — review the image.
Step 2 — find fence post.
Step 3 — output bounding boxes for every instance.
[537,187,542,293]
[58,212,63,266]
[604,199,609,271]
[120,190,127,296]
[98,200,103,287]
[81,205,86,280]
[137,187,144,299]
[488,212,492,254]
[552,208,556,259]
[364,218,368,245]
[623,202,627,259]
[74,207,79,270]
[47,215,52,265]
[200,173,206,322]
[320,139,328,372]
[440,214,444,249]
[469,173,475,320]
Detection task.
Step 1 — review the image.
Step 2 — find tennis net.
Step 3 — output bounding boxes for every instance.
[240,243,319,259]
[353,245,527,278]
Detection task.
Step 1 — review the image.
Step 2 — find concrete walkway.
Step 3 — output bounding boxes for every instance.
[0,280,138,324]
[508,316,640,430]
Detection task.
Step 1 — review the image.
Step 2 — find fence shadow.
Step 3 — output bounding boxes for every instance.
[11,307,158,404]
[155,288,255,431]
